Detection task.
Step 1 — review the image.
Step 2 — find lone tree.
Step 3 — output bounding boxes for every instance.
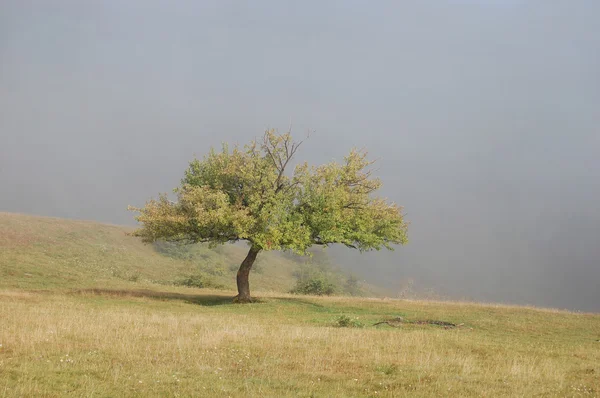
[129,130,408,302]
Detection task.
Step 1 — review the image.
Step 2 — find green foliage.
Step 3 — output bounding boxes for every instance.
[290,257,339,296]
[174,273,223,289]
[291,275,337,296]
[334,315,364,328]
[130,130,408,255]
[130,130,407,299]
[290,251,363,297]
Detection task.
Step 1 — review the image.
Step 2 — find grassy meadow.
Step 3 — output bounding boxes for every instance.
[1,213,599,397]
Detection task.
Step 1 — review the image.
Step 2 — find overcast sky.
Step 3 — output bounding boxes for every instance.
[1,0,599,311]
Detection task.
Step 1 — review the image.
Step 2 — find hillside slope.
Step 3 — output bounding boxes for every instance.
[0,212,376,295]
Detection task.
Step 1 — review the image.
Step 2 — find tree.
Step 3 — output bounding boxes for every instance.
[129,130,408,302]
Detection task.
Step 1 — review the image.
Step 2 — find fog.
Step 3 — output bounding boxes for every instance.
[1,1,598,311]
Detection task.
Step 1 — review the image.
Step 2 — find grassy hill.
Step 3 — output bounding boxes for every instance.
[0,212,372,295]
[1,212,599,397]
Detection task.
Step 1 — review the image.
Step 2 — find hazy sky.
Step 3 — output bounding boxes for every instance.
[1,1,599,311]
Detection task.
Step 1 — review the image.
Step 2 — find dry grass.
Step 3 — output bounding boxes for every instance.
[1,288,598,397]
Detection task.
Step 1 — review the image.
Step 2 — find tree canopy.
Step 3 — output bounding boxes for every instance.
[130,130,408,302]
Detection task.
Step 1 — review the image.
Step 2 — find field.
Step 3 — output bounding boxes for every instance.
[1,213,599,397]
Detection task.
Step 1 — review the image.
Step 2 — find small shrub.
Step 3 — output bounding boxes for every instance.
[344,275,363,296]
[176,274,208,288]
[175,274,223,289]
[334,315,364,328]
[291,276,337,296]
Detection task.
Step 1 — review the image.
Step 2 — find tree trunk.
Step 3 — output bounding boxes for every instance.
[234,245,260,303]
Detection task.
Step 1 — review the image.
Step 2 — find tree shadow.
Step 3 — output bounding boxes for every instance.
[75,288,236,306]
[75,288,336,309]
[276,297,327,310]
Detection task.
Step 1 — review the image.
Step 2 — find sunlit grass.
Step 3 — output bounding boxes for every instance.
[1,288,598,397]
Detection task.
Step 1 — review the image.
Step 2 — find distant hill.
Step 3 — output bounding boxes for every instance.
[0,212,380,296]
